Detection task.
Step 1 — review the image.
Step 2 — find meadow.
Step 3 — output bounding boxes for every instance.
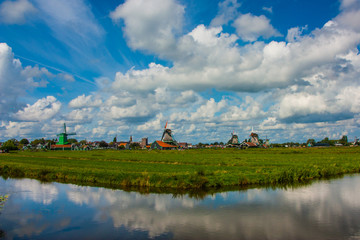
[0,147,360,190]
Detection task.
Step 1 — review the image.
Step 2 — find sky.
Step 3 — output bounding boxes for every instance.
[0,0,360,144]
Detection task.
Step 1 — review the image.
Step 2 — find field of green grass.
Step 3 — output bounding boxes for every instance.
[0,147,360,190]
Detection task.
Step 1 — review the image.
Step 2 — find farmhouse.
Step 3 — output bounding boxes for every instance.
[151,140,178,150]
[118,142,130,150]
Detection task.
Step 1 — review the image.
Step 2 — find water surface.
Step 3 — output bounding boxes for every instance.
[1,175,360,239]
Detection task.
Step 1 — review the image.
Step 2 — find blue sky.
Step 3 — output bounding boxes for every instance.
[1,0,360,144]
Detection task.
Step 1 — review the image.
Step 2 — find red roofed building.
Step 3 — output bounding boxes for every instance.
[151,141,178,150]
[51,144,72,150]
[242,142,258,148]
[118,142,130,150]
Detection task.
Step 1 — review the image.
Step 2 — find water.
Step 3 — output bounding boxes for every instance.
[1,175,360,240]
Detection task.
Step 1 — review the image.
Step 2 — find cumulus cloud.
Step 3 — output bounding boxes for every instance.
[221,96,265,122]
[0,0,36,24]
[286,26,308,43]
[13,96,61,121]
[232,13,281,42]
[0,43,50,119]
[137,113,163,131]
[0,43,25,118]
[210,0,241,26]
[110,0,184,56]
[66,108,94,124]
[112,13,360,94]
[69,94,102,109]
[112,63,169,93]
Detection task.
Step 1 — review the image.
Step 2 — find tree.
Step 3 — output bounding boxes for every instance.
[99,141,108,148]
[68,139,78,144]
[1,140,18,151]
[79,140,87,145]
[306,139,315,146]
[319,137,330,144]
[20,139,29,145]
[129,142,140,150]
[113,136,117,143]
[31,138,45,145]
[45,139,56,145]
[339,135,348,145]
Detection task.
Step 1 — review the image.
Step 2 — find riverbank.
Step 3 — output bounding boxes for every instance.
[0,147,359,189]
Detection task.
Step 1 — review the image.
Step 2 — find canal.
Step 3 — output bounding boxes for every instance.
[0,175,360,239]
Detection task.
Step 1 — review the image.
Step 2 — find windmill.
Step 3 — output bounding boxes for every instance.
[250,127,259,146]
[229,131,240,145]
[161,121,177,145]
[56,123,76,145]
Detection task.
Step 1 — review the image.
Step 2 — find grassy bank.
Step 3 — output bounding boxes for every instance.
[0,147,360,190]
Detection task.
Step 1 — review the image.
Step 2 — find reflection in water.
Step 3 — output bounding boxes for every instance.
[0,175,360,239]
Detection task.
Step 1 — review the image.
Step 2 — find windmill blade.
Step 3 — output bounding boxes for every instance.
[161,130,166,141]
[164,121,168,129]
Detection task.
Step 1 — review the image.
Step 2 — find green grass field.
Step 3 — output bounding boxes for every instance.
[0,147,360,190]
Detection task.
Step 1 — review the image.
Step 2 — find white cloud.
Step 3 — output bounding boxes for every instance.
[58,73,75,82]
[13,96,61,121]
[232,13,281,42]
[221,96,265,122]
[110,0,184,56]
[262,6,273,14]
[0,43,49,118]
[0,0,36,24]
[286,26,308,43]
[105,95,136,108]
[185,124,196,134]
[112,63,169,93]
[278,93,328,120]
[340,0,360,10]
[137,113,163,131]
[69,94,102,109]
[210,0,241,27]
[66,108,94,124]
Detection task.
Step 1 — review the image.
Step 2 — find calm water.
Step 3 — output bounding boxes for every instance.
[1,176,360,240]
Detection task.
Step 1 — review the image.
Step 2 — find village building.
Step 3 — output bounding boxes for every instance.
[151,140,178,150]
[116,136,133,150]
[178,142,189,149]
[118,142,130,150]
[241,142,258,148]
[139,137,148,149]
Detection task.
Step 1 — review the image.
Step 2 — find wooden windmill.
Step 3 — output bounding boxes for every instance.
[56,123,76,145]
[250,127,259,146]
[161,121,177,145]
[229,131,240,145]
